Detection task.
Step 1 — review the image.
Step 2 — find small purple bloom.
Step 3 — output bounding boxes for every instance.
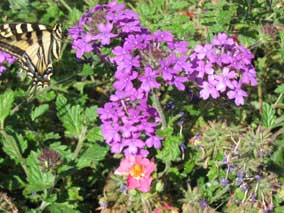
[255,175,261,181]
[199,199,208,209]
[93,23,117,45]
[220,178,229,186]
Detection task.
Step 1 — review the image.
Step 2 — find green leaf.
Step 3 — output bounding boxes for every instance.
[47,203,79,213]
[37,90,56,102]
[62,105,85,138]
[76,144,108,169]
[85,106,98,123]
[50,142,73,162]
[86,127,103,142]
[156,127,182,163]
[279,31,284,60]
[1,132,26,163]
[42,132,61,141]
[261,102,276,128]
[56,95,85,138]
[31,104,49,121]
[8,0,29,9]
[275,84,284,94]
[0,90,14,126]
[68,8,82,26]
[56,94,68,113]
[271,147,284,166]
[25,151,55,193]
[78,64,94,77]
[171,1,189,10]
[68,187,83,201]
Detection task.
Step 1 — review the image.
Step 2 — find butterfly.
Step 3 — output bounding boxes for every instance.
[0,22,62,88]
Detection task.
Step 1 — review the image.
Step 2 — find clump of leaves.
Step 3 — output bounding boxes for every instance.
[188,121,279,211]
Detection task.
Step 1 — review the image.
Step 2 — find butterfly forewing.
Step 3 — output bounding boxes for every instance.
[0,23,62,87]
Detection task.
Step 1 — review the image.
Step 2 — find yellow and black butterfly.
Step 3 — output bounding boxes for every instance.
[0,22,62,88]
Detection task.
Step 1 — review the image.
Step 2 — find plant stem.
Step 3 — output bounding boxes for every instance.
[151,90,167,130]
[58,0,72,12]
[73,128,87,159]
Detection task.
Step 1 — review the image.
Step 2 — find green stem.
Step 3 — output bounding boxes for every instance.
[73,129,87,159]
[151,90,167,130]
[58,0,72,12]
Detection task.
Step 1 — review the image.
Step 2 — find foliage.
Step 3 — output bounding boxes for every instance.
[0,0,283,212]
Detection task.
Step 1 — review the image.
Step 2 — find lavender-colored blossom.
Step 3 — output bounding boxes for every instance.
[68,1,143,58]
[227,81,248,106]
[220,178,229,186]
[189,32,257,105]
[199,199,208,209]
[139,67,160,92]
[72,2,258,158]
[93,23,117,45]
[0,51,16,75]
[98,99,161,156]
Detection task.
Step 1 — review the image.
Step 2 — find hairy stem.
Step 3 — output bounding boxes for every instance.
[73,128,87,159]
[151,90,167,130]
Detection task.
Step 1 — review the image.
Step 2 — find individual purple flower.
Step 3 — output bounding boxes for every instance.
[220,178,229,186]
[199,199,208,209]
[200,81,220,100]
[215,67,236,92]
[93,23,117,45]
[139,67,160,92]
[227,81,248,106]
[212,33,234,46]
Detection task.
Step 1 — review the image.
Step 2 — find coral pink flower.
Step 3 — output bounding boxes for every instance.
[115,155,156,192]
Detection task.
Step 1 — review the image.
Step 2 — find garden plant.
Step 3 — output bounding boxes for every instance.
[0,0,284,212]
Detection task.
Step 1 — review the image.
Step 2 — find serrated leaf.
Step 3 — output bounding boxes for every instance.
[47,203,79,213]
[56,95,85,138]
[25,151,55,193]
[76,144,108,169]
[262,102,276,128]
[275,84,284,94]
[86,127,103,142]
[78,64,94,77]
[37,90,56,102]
[1,132,26,163]
[0,90,14,126]
[171,1,189,10]
[42,132,61,141]
[56,94,68,114]
[156,128,182,163]
[85,106,98,123]
[31,104,49,121]
[68,8,82,26]
[62,105,85,138]
[49,142,73,162]
[8,0,29,9]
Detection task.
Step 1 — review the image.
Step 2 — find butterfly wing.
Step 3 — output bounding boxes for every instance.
[0,23,62,87]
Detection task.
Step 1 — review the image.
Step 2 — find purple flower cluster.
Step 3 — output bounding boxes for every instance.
[69,1,258,156]
[97,99,162,156]
[68,1,143,58]
[110,31,191,101]
[189,33,257,105]
[0,51,16,75]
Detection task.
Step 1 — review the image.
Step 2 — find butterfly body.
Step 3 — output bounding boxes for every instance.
[0,23,62,87]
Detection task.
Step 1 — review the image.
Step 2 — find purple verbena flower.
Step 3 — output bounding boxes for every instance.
[0,51,16,75]
[189,32,257,105]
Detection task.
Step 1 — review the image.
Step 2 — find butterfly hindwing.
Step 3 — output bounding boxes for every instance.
[0,23,62,87]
